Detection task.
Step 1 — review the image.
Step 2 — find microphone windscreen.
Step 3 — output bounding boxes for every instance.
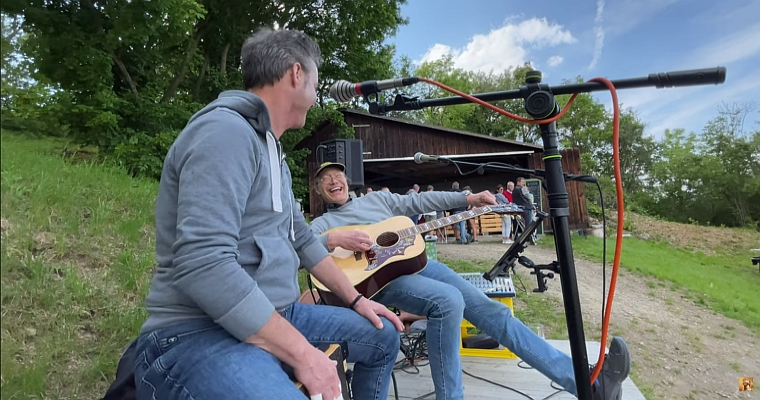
[330,80,355,103]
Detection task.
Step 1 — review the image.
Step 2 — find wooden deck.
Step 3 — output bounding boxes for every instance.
[388,340,646,400]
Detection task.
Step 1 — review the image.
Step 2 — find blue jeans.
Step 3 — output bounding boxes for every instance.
[133,303,400,400]
[452,220,466,243]
[373,260,577,399]
[523,209,535,229]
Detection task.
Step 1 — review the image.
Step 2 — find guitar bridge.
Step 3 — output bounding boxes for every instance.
[365,249,378,271]
[354,251,362,261]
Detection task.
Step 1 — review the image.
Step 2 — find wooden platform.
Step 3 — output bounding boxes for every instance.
[388,340,646,400]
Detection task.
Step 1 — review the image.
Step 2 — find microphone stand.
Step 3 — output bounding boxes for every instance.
[363,67,726,400]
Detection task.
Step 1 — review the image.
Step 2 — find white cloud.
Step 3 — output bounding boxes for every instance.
[547,55,564,67]
[417,18,575,73]
[643,73,760,137]
[588,0,605,70]
[604,21,760,116]
[688,21,760,67]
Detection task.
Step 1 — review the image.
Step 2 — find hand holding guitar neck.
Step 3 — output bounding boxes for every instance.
[466,190,498,208]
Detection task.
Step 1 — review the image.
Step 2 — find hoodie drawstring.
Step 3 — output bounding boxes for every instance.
[266,131,295,241]
[266,131,283,214]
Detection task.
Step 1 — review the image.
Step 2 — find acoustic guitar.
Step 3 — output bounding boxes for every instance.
[311,204,523,307]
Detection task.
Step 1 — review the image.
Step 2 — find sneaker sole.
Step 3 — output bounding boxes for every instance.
[600,336,632,400]
[609,336,631,378]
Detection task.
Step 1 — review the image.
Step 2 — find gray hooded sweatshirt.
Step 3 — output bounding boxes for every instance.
[140,90,329,342]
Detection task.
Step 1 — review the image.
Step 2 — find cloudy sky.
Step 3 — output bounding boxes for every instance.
[387,0,760,139]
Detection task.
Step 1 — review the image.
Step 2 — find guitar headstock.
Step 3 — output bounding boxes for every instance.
[486,204,525,215]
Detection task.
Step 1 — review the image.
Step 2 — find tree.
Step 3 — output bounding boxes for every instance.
[1,0,407,152]
[642,103,760,228]
[389,57,541,142]
[594,108,657,193]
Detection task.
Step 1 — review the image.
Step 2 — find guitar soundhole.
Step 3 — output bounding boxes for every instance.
[376,232,399,247]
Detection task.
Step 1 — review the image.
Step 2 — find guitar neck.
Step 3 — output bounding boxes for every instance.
[398,206,496,238]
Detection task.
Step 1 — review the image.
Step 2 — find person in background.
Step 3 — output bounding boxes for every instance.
[505,181,515,238]
[422,185,438,224]
[495,184,513,244]
[406,184,421,224]
[448,181,469,244]
[512,177,535,227]
[462,185,479,243]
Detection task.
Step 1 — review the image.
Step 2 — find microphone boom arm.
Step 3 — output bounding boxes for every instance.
[368,67,725,114]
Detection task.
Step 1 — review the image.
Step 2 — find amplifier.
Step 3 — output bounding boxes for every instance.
[318,139,364,190]
[293,343,351,399]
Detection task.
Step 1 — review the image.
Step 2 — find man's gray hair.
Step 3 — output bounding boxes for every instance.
[241,27,323,90]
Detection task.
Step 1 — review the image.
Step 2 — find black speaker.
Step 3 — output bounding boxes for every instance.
[317,139,364,189]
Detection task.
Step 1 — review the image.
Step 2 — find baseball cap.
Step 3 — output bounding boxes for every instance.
[315,161,345,177]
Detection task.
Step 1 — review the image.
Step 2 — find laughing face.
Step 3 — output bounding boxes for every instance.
[317,167,349,205]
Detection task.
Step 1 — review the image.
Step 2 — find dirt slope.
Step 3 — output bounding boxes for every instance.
[438,240,759,400]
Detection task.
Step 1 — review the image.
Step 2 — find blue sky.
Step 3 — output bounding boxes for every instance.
[385,0,760,139]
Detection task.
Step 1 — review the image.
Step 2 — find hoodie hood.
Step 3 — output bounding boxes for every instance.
[188,90,272,133]
[188,90,291,238]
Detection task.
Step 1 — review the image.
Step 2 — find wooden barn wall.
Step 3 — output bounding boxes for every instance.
[527,148,589,231]
[344,112,529,160]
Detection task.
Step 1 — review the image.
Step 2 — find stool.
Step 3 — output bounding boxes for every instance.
[457,273,518,359]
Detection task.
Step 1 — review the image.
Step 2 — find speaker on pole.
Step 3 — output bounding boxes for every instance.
[317,139,364,190]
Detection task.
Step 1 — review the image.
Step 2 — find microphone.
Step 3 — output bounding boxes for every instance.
[330,77,420,102]
[413,152,448,164]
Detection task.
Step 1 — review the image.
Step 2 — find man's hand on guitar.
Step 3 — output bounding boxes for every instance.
[353,296,404,332]
[467,190,498,208]
[328,230,373,252]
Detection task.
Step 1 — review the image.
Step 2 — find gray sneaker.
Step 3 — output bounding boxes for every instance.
[592,336,631,400]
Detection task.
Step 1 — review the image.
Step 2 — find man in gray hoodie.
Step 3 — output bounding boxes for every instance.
[131,28,403,400]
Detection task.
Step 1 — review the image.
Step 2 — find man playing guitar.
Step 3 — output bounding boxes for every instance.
[309,162,632,400]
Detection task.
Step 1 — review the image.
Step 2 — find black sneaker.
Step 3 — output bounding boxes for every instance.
[591,336,631,400]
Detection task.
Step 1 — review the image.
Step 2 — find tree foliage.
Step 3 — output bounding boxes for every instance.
[1,0,406,151]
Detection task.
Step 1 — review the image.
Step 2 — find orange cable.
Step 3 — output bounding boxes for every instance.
[417,76,624,387]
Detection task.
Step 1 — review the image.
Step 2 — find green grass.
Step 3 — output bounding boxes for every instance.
[540,234,760,335]
[1,132,159,398]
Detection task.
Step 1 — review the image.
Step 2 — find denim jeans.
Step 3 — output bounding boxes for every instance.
[523,209,535,229]
[133,302,400,400]
[373,260,577,399]
[501,216,512,239]
[452,220,466,243]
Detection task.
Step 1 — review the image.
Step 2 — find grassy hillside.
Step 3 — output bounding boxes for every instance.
[1,133,158,398]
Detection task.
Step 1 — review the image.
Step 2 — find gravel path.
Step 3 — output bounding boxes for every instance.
[436,237,759,400]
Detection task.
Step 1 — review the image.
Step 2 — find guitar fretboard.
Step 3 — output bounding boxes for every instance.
[396,204,522,238]
[397,206,494,238]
